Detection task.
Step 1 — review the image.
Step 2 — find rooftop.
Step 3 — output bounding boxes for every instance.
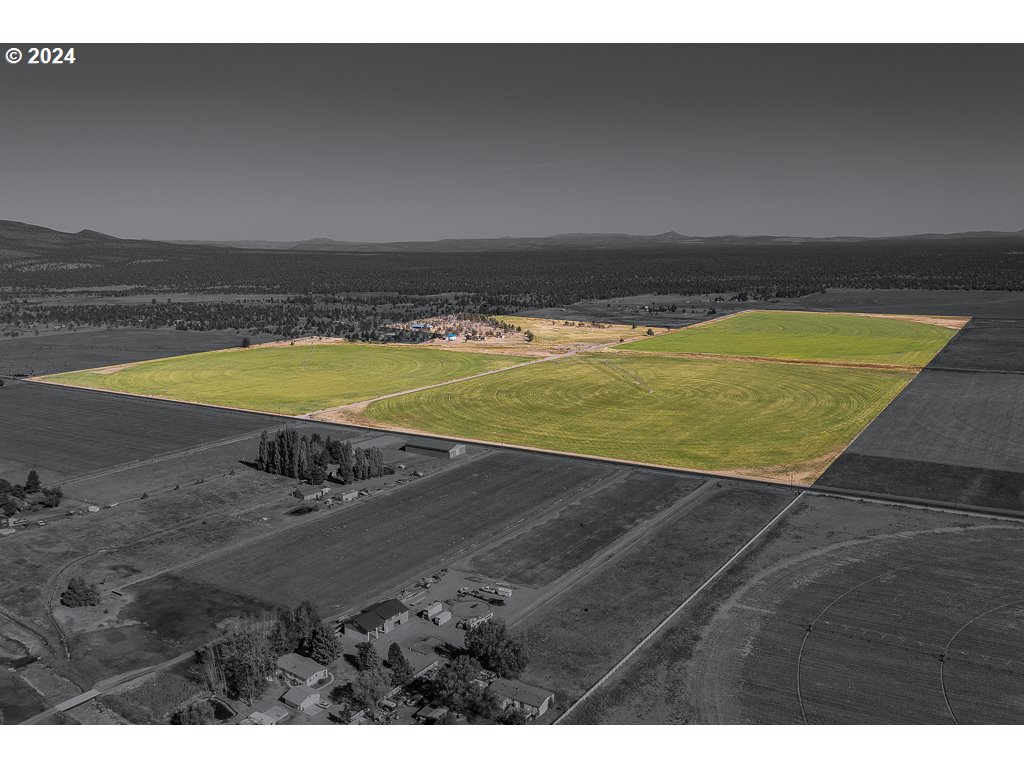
[277,653,326,681]
[350,598,410,634]
[489,678,554,708]
[403,436,465,451]
[282,685,318,706]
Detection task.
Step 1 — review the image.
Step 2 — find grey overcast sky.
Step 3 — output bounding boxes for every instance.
[1,44,1022,241]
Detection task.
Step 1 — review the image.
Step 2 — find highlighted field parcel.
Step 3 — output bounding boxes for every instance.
[616,310,962,367]
[361,354,915,483]
[37,311,962,483]
[40,343,531,415]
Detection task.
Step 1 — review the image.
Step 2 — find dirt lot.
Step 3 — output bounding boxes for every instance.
[567,494,1024,724]
[0,327,277,377]
[468,469,703,586]
[132,451,615,627]
[515,481,796,720]
[0,379,287,481]
[817,368,1024,510]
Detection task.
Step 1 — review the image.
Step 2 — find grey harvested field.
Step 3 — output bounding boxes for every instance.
[927,318,1024,372]
[468,469,703,586]
[0,379,287,480]
[517,482,796,720]
[569,495,1024,725]
[817,368,1024,510]
[159,451,614,617]
[0,327,277,377]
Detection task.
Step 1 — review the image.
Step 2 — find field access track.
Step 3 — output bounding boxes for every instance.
[144,451,615,618]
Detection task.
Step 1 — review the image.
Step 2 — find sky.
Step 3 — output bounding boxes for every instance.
[1,44,1023,241]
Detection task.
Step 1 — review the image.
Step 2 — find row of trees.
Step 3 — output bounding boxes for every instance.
[256,429,391,485]
[195,601,342,704]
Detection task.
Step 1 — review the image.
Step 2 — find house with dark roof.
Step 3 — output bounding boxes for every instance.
[488,678,555,718]
[343,599,411,641]
[276,653,329,687]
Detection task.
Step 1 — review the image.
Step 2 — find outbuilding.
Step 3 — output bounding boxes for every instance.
[281,685,321,713]
[343,598,411,641]
[293,486,331,502]
[276,653,330,687]
[488,678,555,719]
[402,437,467,459]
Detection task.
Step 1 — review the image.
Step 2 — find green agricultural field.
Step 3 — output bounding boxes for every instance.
[42,343,531,415]
[616,310,958,367]
[363,354,915,482]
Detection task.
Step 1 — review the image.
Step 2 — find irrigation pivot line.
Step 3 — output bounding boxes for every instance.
[553,490,806,724]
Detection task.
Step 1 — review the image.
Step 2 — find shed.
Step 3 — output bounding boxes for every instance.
[402,437,467,459]
[341,490,359,502]
[432,610,452,626]
[281,685,321,713]
[421,601,443,619]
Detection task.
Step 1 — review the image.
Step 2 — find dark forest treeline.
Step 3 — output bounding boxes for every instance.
[4,235,1024,301]
[4,231,1024,338]
[0,295,477,340]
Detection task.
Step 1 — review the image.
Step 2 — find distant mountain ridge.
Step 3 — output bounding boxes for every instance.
[171,227,1024,253]
[2,219,1024,258]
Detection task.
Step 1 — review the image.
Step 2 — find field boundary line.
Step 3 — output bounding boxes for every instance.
[553,489,805,724]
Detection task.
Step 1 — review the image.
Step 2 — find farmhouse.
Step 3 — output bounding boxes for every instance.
[402,436,467,459]
[293,486,331,501]
[281,685,320,713]
[489,678,555,718]
[343,598,411,641]
[276,653,329,687]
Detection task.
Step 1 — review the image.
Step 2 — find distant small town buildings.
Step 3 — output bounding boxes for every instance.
[343,598,411,642]
[239,705,290,725]
[293,486,331,502]
[402,436,467,459]
[276,653,329,688]
[281,685,321,713]
[489,679,555,718]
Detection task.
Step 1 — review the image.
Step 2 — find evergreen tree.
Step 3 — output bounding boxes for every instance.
[308,622,342,665]
[25,470,40,494]
[354,641,382,672]
[270,607,300,656]
[354,449,368,481]
[288,430,300,478]
[298,436,310,482]
[266,439,279,474]
[293,601,322,651]
[339,442,355,484]
[257,431,269,471]
[386,642,414,686]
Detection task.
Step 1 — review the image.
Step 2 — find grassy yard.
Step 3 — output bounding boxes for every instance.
[42,343,531,415]
[364,354,914,482]
[616,310,958,367]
